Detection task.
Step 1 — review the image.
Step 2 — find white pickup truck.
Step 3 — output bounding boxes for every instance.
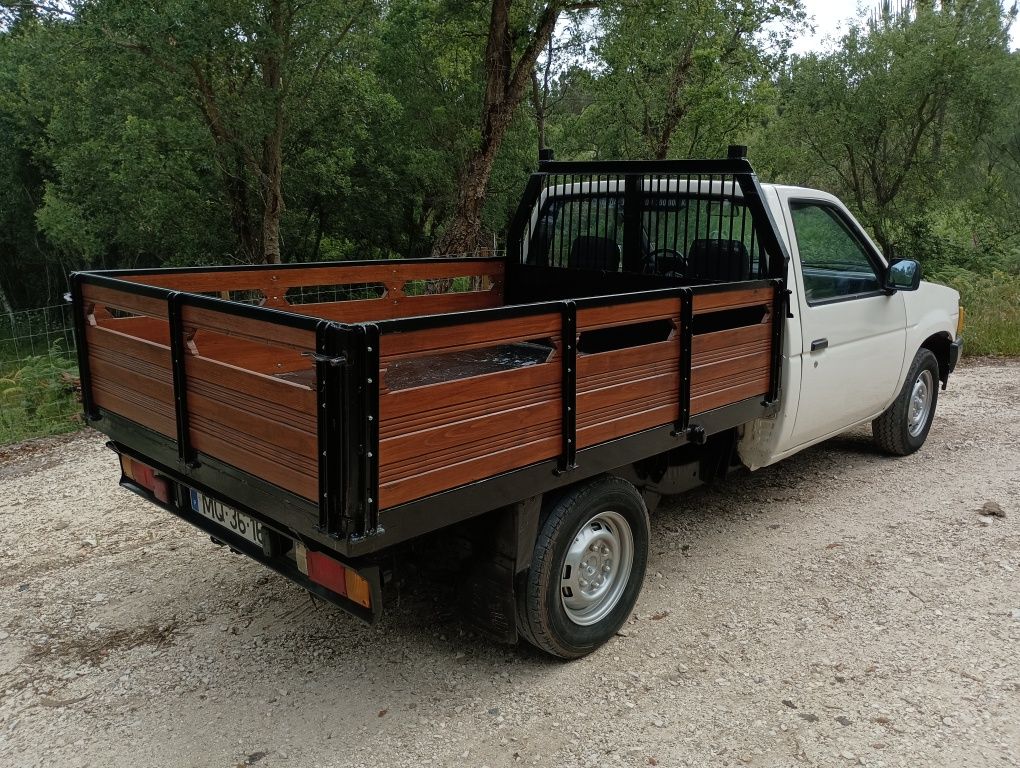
[72,148,963,659]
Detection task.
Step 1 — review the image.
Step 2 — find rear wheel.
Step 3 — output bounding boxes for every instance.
[872,348,939,456]
[516,476,649,659]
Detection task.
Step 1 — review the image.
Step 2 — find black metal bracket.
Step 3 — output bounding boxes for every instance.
[674,288,694,436]
[557,301,578,473]
[315,322,347,538]
[354,323,381,538]
[167,292,198,468]
[782,288,794,318]
[686,424,706,444]
[623,176,643,272]
[766,279,785,406]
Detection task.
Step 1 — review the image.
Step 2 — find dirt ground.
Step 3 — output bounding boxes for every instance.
[0,361,1018,768]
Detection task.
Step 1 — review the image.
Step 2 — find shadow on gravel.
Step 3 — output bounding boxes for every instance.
[96,427,895,681]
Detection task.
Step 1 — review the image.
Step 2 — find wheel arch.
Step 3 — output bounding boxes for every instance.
[920,331,953,388]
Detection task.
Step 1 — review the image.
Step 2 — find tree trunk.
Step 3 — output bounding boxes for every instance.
[434,0,564,256]
[260,0,285,265]
[227,150,260,262]
[0,278,16,327]
[261,128,284,265]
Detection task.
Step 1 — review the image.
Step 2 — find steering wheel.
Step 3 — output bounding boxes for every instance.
[651,248,687,278]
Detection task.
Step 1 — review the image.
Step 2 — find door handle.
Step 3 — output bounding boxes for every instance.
[811,338,828,351]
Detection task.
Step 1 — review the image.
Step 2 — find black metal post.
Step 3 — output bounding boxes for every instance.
[315,321,348,538]
[558,301,577,472]
[677,288,694,434]
[623,175,643,272]
[167,292,198,468]
[69,274,98,421]
[766,279,785,406]
[353,323,381,537]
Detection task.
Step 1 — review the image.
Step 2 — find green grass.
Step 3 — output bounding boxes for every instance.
[0,340,82,445]
[928,268,1020,357]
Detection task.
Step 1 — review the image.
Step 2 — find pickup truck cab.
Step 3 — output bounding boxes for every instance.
[741,184,962,468]
[69,149,962,659]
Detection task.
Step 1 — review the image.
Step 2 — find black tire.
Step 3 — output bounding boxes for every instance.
[872,348,940,456]
[516,476,649,659]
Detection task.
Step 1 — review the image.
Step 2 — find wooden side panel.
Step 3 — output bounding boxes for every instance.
[81,283,168,319]
[378,314,562,509]
[86,325,175,437]
[689,286,774,415]
[180,305,315,351]
[577,297,681,331]
[186,356,318,500]
[80,281,319,501]
[576,340,681,448]
[287,289,501,323]
[692,286,774,313]
[117,258,507,325]
[576,297,682,448]
[380,312,561,362]
[118,258,505,292]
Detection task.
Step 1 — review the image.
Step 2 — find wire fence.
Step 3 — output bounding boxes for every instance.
[0,304,83,446]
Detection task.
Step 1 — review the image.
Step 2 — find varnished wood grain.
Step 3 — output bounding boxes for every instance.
[692,285,774,313]
[380,313,560,361]
[379,434,561,509]
[577,297,681,331]
[82,283,168,319]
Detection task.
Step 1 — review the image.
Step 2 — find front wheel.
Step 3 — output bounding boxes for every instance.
[872,348,940,456]
[516,476,649,659]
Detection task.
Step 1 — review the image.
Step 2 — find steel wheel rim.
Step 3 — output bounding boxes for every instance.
[907,369,934,438]
[560,510,635,627]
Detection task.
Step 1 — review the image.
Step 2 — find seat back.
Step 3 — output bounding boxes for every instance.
[569,235,621,272]
[687,239,752,282]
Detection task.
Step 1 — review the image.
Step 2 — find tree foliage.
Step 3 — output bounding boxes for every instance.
[1,0,1019,356]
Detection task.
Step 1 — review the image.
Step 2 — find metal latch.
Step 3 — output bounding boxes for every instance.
[305,351,348,366]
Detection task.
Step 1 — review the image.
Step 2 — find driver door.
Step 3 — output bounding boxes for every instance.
[782,196,907,446]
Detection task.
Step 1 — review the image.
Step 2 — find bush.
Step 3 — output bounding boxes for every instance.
[927,267,1020,357]
[0,340,81,444]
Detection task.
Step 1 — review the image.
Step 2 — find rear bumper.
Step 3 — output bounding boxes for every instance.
[112,443,384,624]
[948,336,963,374]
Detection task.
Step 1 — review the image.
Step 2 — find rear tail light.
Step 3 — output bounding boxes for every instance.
[119,455,170,503]
[294,543,372,609]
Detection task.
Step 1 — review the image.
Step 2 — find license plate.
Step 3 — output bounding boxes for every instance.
[190,490,265,548]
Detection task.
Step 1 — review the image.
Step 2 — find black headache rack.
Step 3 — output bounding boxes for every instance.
[70,150,790,572]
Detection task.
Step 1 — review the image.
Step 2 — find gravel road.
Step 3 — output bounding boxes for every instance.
[1,361,1018,768]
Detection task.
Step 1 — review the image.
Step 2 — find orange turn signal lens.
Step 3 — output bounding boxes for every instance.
[296,544,371,609]
[119,456,171,503]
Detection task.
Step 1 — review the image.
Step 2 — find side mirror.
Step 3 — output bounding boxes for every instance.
[885,258,922,291]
